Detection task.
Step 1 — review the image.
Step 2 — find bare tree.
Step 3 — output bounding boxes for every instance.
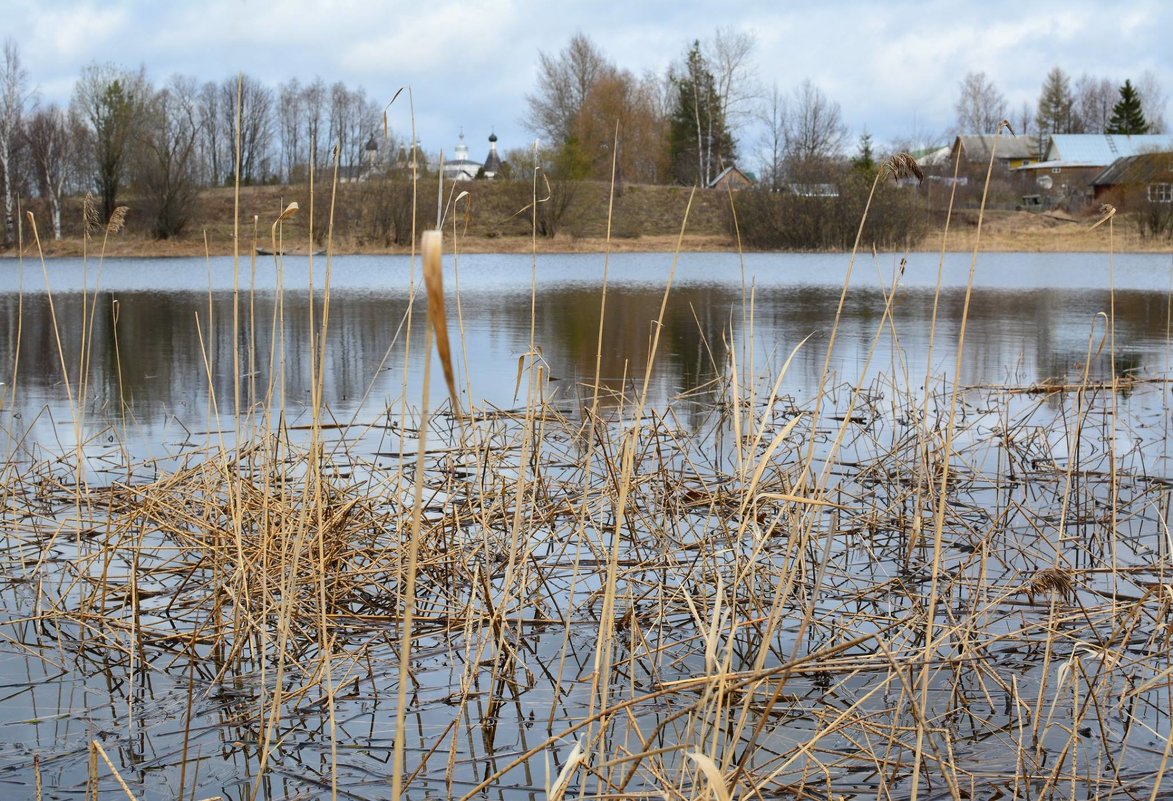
[783,79,846,166]
[954,71,1006,134]
[567,68,667,184]
[706,28,757,157]
[301,78,327,174]
[277,78,303,181]
[328,83,379,174]
[1136,69,1168,133]
[72,62,148,221]
[220,74,273,185]
[756,81,785,189]
[196,81,224,185]
[1016,100,1033,137]
[138,75,203,238]
[328,81,354,172]
[24,104,74,239]
[0,39,31,244]
[525,33,610,146]
[1074,74,1115,134]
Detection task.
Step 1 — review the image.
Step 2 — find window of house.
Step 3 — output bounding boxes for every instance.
[1149,183,1173,203]
[1051,167,1062,174]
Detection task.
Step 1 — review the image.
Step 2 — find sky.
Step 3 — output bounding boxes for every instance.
[7,0,1173,169]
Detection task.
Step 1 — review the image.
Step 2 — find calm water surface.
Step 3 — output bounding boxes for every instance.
[2,250,1172,799]
[2,250,1170,456]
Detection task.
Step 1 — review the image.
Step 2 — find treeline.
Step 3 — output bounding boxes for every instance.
[1,28,1169,251]
[955,67,1166,143]
[0,40,387,244]
[523,31,848,191]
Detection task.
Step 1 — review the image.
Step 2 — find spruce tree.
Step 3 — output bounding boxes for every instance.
[1106,80,1149,135]
[852,132,875,172]
[667,42,735,186]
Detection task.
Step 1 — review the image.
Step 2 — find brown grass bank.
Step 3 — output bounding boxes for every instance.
[5,181,1172,257]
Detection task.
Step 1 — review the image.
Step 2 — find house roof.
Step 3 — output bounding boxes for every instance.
[1012,160,1106,172]
[708,165,752,188]
[1047,134,1173,165]
[915,145,951,167]
[1090,151,1173,187]
[954,134,1038,162]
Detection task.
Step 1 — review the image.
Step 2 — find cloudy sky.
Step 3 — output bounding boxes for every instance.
[8,0,1172,168]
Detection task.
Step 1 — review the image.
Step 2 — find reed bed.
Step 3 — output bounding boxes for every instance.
[4,364,1173,800]
[1,140,1172,801]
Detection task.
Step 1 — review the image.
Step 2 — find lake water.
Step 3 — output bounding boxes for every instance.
[2,249,1173,800]
[2,250,1171,456]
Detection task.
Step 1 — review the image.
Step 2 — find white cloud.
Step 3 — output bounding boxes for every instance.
[3,0,1171,155]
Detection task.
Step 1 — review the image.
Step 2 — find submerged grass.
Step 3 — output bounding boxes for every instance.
[1,124,1172,801]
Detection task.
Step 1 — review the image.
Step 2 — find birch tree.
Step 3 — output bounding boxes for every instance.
[25,104,74,240]
[954,71,1006,134]
[0,39,30,245]
[72,62,148,222]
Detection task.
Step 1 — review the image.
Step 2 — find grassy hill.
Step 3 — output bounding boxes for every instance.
[12,179,735,257]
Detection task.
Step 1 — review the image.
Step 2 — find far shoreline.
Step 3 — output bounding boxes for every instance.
[4,232,1171,259]
[3,208,1172,260]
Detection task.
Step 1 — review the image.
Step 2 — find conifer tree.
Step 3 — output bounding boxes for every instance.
[1036,66,1077,144]
[1106,79,1149,135]
[668,42,734,186]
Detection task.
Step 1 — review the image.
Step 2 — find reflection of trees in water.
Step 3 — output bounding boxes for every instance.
[527,284,735,402]
[0,283,1169,429]
[0,290,417,420]
[748,284,1169,395]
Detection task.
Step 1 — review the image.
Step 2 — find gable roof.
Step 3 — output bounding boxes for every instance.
[1047,134,1173,166]
[954,134,1038,162]
[1091,151,1173,187]
[708,165,753,189]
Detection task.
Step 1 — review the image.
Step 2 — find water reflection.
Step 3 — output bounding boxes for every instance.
[0,252,1169,450]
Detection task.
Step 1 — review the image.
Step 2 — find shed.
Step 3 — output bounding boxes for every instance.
[708,165,754,192]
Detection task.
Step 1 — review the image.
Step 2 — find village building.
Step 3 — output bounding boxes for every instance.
[481,133,502,179]
[950,135,1039,171]
[1013,134,1173,208]
[439,131,504,181]
[1090,151,1173,203]
[708,165,754,191]
[441,132,482,182]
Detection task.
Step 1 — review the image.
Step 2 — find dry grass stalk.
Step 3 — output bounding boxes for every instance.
[106,206,129,236]
[82,192,101,235]
[547,740,585,801]
[1024,566,1076,602]
[885,152,924,184]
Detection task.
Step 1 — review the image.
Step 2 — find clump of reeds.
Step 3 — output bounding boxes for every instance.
[5,120,1170,801]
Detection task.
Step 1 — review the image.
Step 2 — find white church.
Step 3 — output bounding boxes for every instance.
[440,131,503,182]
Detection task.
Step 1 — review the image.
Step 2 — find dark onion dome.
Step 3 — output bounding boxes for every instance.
[483,132,502,174]
[365,135,378,151]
